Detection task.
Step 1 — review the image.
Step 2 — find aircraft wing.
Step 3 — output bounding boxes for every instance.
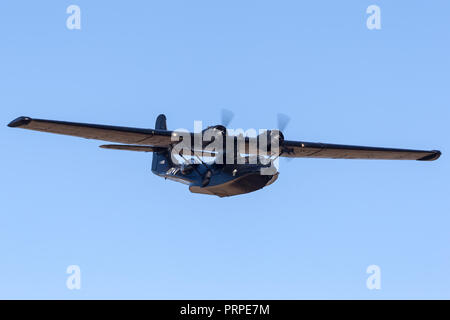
[8,116,173,147]
[8,116,441,161]
[280,140,441,161]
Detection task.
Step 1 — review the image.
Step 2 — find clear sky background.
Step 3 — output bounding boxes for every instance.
[1,1,449,299]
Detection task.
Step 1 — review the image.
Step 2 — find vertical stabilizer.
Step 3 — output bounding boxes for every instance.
[152,114,170,173]
[155,114,167,131]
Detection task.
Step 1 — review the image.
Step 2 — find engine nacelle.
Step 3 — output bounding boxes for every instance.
[201,125,227,149]
[257,129,284,154]
[202,125,227,137]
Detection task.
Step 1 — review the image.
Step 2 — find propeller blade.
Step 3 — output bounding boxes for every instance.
[277,113,292,162]
[277,113,290,131]
[221,109,234,127]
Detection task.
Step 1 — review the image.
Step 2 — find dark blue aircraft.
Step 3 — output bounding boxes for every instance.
[8,114,441,197]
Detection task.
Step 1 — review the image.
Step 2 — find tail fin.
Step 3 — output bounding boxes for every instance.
[152,114,170,173]
[155,114,167,131]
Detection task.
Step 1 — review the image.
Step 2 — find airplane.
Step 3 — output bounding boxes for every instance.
[8,113,441,197]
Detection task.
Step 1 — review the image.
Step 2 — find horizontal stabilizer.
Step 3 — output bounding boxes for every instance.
[99,144,164,152]
[99,144,217,157]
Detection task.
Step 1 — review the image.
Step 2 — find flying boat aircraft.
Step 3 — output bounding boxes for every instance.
[8,113,441,197]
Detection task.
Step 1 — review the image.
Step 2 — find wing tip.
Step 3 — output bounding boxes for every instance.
[417,150,441,161]
[8,116,32,128]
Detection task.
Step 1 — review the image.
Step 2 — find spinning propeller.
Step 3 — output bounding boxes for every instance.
[276,113,290,132]
[221,108,235,127]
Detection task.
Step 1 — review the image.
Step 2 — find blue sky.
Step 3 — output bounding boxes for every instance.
[1,1,449,299]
